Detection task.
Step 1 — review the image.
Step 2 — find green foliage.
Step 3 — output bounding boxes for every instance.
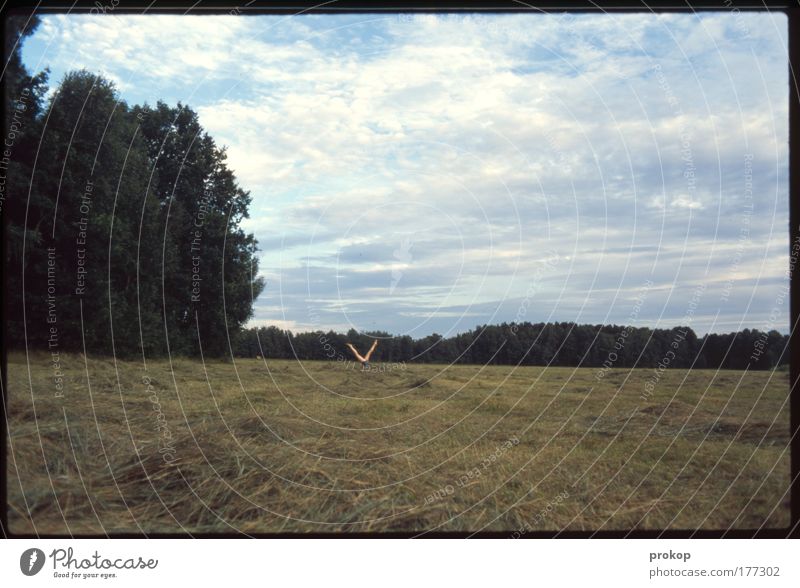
[233,322,789,371]
[5,33,263,357]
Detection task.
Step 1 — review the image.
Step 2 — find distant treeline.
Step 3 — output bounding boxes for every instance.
[235,323,790,370]
[4,16,263,357]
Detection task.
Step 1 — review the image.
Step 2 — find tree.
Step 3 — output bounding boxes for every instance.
[4,13,49,348]
[5,58,264,357]
[132,101,265,356]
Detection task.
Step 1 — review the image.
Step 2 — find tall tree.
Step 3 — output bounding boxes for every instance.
[134,101,264,356]
[11,70,165,355]
[4,13,49,348]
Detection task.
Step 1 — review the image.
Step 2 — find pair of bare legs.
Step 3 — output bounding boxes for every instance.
[346,340,378,369]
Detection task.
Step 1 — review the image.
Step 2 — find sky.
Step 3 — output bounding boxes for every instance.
[21,11,790,337]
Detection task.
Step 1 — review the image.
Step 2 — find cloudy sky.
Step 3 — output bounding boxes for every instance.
[22,11,790,337]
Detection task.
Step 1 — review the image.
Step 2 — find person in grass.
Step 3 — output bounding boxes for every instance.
[346,339,378,370]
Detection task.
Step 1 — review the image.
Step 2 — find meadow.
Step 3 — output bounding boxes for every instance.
[5,352,790,535]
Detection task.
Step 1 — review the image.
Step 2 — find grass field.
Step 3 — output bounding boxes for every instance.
[5,352,791,535]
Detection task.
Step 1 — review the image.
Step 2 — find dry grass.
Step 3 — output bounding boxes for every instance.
[5,352,791,535]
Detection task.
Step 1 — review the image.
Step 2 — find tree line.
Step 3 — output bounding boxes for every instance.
[4,15,264,358]
[234,323,789,371]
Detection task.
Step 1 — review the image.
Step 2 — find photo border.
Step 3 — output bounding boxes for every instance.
[1,0,797,539]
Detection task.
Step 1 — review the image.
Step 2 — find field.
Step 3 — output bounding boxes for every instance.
[5,352,791,535]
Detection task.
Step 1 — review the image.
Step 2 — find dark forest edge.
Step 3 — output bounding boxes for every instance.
[235,323,790,370]
[3,16,791,371]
